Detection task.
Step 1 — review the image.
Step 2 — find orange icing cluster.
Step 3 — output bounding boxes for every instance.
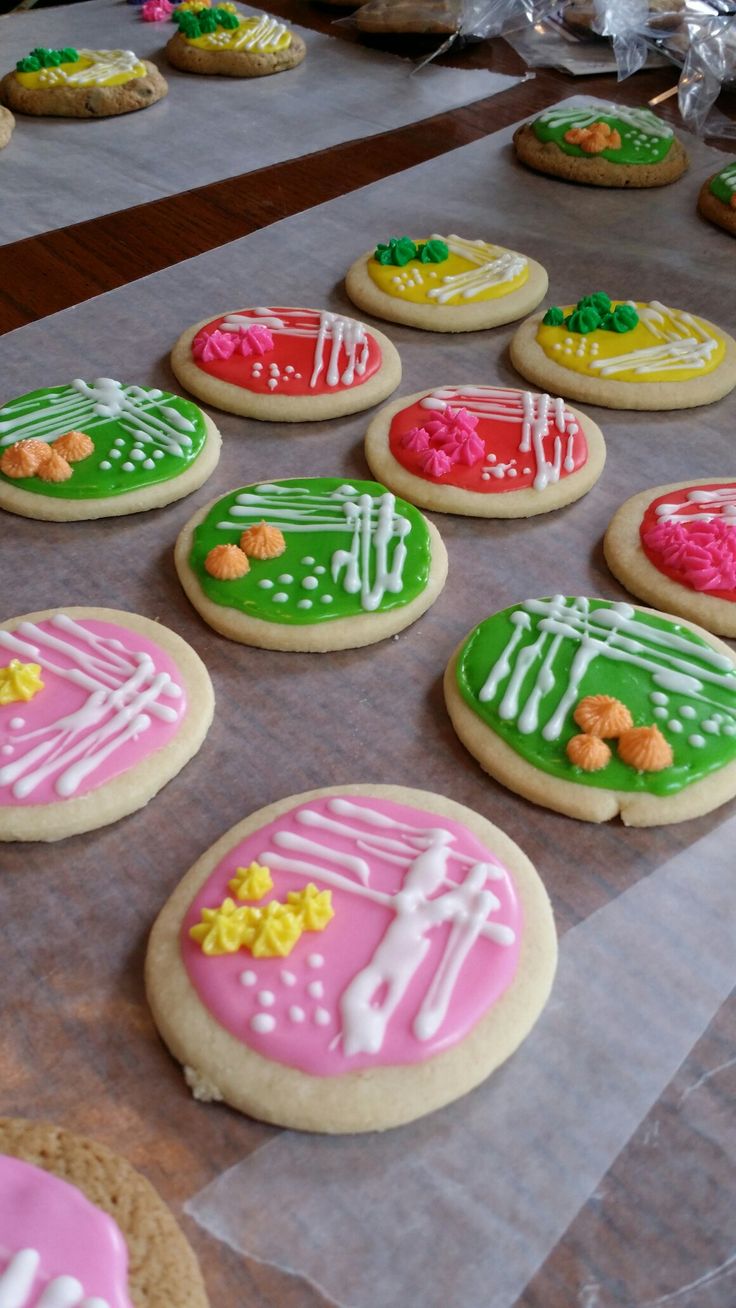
[0,431,94,484]
[189,859,334,958]
[566,694,672,774]
[204,520,286,579]
[564,122,622,154]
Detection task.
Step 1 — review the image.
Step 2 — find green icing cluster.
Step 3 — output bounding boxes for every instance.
[174,6,239,36]
[542,294,638,335]
[16,47,78,72]
[373,237,449,267]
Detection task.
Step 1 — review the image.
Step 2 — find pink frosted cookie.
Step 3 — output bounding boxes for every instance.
[0,1117,208,1306]
[146,785,557,1132]
[0,607,214,841]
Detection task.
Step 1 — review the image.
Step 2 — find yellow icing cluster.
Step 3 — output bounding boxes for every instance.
[368,235,529,307]
[0,660,44,705]
[189,868,334,958]
[228,860,273,900]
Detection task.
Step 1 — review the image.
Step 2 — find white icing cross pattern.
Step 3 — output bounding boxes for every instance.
[257,798,516,1057]
[33,48,142,88]
[588,302,721,378]
[419,386,578,493]
[0,616,182,800]
[424,235,527,304]
[227,14,289,49]
[654,486,736,525]
[477,596,736,742]
[0,1249,109,1308]
[217,483,411,612]
[219,308,370,389]
[538,99,673,139]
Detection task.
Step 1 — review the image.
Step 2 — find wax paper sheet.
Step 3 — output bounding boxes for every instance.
[0,0,520,246]
[1,106,735,1307]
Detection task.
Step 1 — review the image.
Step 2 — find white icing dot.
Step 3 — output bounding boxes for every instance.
[9,717,24,730]
[314,565,326,575]
[564,337,573,346]
[240,970,257,987]
[301,556,315,565]
[668,720,683,734]
[702,719,719,734]
[143,458,155,470]
[508,469,518,478]
[153,449,164,459]
[724,724,736,735]
[122,462,135,472]
[130,448,145,461]
[523,467,531,475]
[1,745,13,755]
[679,705,696,719]
[281,970,296,986]
[272,593,288,603]
[307,980,324,999]
[553,343,562,351]
[285,366,295,374]
[289,1006,305,1024]
[302,576,318,590]
[689,735,705,748]
[114,438,125,447]
[653,707,668,719]
[250,1013,276,1033]
[297,600,313,610]
[267,379,278,391]
[257,990,275,1007]
[278,574,293,584]
[307,953,324,968]
[110,449,121,460]
[258,579,274,589]
[321,595,333,605]
[295,373,302,380]
[314,1008,330,1026]
[268,363,280,376]
[481,472,490,481]
[651,692,668,706]
[99,460,112,471]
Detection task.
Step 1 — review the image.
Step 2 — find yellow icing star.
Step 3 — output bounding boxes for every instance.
[228,861,273,901]
[0,660,44,706]
[189,898,258,956]
[250,901,303,958]
[287,883,334,932]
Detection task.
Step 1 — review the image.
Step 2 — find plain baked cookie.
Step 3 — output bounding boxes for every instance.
[355,0,461,32]
[175,475,448,651]
[0,105,14,148]
[146,783,558,1133]
[0,1117,209,1306]
[166,8,306,77]
[171,306,402,420]
[604,478,736,638]
[345,233,548,332]
[697,160,736,236]
[0,377,221,522]
[513,98,688,187]
[2,47,167,118]
[510,294,736,410]
[445,594,736,827]
[0,607,214,842]
[364,383,605,517]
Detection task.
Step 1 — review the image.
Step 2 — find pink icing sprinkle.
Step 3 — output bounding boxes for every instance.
[424,405,479,446]
[418,446,454,477]
[192,328,237,362]
[141,0,172,18]
[238,325,275,357]
[642,519,736,592]
[400,426,430,452]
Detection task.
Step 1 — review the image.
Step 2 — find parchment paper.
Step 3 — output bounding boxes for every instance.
[0,0,520,245]
[1,107,735,1307]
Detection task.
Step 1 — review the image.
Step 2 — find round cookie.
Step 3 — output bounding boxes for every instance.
[355,0,460,32]
[0,607,214,842]
[0,105,14,149]
[146,784,557,1133]
[171,306,401,420]
[0,377,221,522]
[510,294,736,410]
[364,383,605,517]
[175,475,447,651]
[697,160,736,237]
[445,595,736,827]
[604,479,736,638]
[513,98,688,187]
[166,8,306,76]
[345,233,548,333]
[2,48,167,118]
[0,1117,209,1307]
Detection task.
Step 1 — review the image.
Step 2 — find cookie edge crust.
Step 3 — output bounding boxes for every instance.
[0,104,14,147]
[174,489,448,651]
[604,478,736,638]
[145,783,558,1134]
[0,1116,209,1308]
[444,608,736,827]
[1,61,168,118]
[0,412,222,522]
[0,607,214,842]
[697,176,736,237]
[164,30,306,77]
[363,387,606,518]
[512,122,689,188]
[510,310,736,411]
[170,314,402,421]
[344,250,549,333]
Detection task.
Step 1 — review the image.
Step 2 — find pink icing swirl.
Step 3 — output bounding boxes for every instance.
[192,328,238,363]
[418,446,454,476]
[141,0,172,19]
[400,425,430,452]
[642,518,736,593]
[424,405,479,445]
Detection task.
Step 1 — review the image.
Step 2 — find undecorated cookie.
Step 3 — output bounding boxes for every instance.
[513,98,688,187]
[510,293,736,410]
[345,233,548,332]
[171,306,401,420]
[2,47,167,117]
[166,8,306,76]
[355,0,461,32]
[0,377,221,522]
[0,105,14,148]
[364,383,605,517]
[445,594,736,827]
[146,784,557,1132]
[0,1116,209,1306]
[175,475,447,650]
[698,159,736,237]
[0,607,214,841]
[604,479,736,638]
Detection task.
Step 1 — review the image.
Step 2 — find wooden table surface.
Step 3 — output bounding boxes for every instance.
[1,7,735,1307]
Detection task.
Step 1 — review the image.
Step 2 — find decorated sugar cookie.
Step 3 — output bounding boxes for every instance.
[364,384,605,517]
[604,480,736,638]
[445,595,736,826]
[146,785,557,1132]
[1,47,167,117]
[698,160,736,237]
[0,1117,209,1306]
[175,476,447,650]
[0,607,214,841]
[510,294,736,410]
[345,234,548,332]
[166,8,306,76]
[0,105,14,149]
[171,306,401,420]
[513,98,688,187]
[0,378,221,521]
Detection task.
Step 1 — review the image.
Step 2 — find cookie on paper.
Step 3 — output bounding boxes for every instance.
[697,159,736,237]
[364,383,605,517]
[605,479,736,639]
[0,607,214,841]
[171,306,401,420]
[146,784,557,1132]
[175,475,447,651]
[445,594,736,827]
[166,8,306,76]
[345,233,548,332]
[0,1116,209,1306]
[1,47,167,117]
[0,105,14,148]
[513,98,688,187]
